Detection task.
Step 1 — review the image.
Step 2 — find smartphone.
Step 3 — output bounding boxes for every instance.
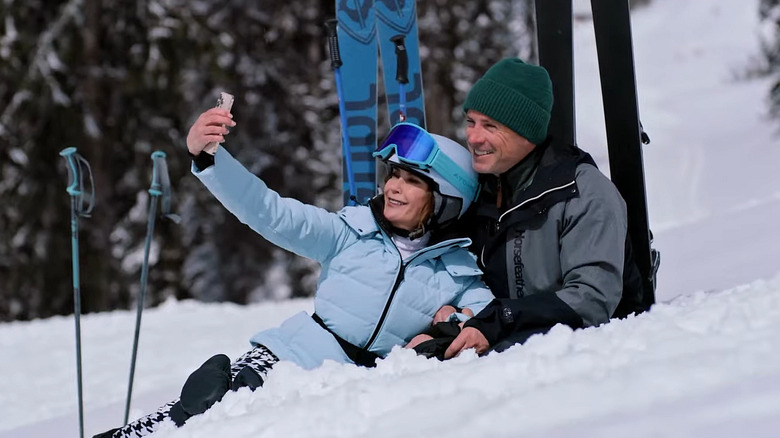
[204,92,235,155]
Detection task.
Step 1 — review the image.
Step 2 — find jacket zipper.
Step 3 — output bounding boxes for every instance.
[363,260,406,351]
[363,237,458,351]
[480,180,576,265]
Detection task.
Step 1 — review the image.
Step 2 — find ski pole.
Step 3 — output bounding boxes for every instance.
[59,147,95,438]
[325,18,358,206]
[123,151,180,424]
[390,34,409,123]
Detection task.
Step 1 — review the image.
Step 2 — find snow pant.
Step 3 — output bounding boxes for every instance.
[105,345,278,438]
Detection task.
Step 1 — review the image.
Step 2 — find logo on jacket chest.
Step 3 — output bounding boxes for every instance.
[509,228,526,298]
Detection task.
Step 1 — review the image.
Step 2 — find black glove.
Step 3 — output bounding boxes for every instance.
[465,296,585,346]
[168,401,190,427]
[412,321,462,360]
[231,366,264,391]
[179,354,232,417]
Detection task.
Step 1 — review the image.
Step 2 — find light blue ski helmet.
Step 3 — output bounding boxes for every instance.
[374,123,479,228]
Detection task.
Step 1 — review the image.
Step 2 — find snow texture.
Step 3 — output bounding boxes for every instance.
[2,0,780,437]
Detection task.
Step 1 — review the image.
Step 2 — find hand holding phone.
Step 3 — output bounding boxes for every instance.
[204,92,234,155]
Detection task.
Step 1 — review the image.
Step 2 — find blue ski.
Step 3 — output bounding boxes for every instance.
[335,0,379,206]
[376,0,426,128]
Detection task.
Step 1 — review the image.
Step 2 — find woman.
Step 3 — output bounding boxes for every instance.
[98,111,493,438]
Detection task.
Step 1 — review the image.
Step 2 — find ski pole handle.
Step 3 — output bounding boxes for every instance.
[325,19,343,69]
[149,151,181,223]
[149,151,166,197]
[59,147,95,216]
[390,34,409,84]
[59,147,81,197]
[390,34,409,123]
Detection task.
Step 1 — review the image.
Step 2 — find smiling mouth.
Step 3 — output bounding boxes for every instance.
[473,150,493,157]
[387,197,407,206]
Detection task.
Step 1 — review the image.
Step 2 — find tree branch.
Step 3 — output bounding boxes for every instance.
[0,0,83,138]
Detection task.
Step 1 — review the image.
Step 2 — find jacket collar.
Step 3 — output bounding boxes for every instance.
[337,204,379,237]
[368,195,428,240]
[488,143,545,205]
[336,197,473,263]
[475,139,596,226]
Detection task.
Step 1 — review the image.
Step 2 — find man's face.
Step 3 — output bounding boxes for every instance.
[465,110,536,175]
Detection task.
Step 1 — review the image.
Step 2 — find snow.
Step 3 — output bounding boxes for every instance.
[2,0,780,437]
[573,0,780,300]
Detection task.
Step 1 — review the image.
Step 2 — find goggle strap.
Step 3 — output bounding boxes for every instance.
[372,145,395,161]
[428,151,479,202]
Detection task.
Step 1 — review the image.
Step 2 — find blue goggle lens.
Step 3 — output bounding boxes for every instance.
[377,123,437,165]
[373,123,479,203]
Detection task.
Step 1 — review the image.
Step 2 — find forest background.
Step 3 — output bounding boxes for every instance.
[3,0,776,322]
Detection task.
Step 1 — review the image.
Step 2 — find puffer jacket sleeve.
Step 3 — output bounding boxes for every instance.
[440,250,495,315]
[192,147,354,263]
[453,277,494,316]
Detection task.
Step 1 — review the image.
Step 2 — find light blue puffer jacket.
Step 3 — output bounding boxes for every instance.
[194,148,494,370]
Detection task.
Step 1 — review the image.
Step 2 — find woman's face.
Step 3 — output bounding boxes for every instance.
[382,166,432,231]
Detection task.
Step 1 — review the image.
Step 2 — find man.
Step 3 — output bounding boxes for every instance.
[444,58,644,358]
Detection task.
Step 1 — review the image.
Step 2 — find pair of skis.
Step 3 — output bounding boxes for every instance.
[328,0,426,206]
[535,0,659,308]
[59,149,179,437]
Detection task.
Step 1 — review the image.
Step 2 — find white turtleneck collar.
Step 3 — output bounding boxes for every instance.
[391,232,431,260]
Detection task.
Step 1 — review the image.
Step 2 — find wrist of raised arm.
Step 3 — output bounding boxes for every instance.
[190,150,215,172]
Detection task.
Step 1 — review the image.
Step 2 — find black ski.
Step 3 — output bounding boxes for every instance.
[590,0,659,309]
[534,0,575,147]
[535,0,658,310]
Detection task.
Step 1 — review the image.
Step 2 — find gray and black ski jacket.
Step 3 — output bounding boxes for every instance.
[463,141,637,348]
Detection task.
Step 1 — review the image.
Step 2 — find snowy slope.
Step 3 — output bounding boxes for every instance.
[2,0,780,437]
[573,0,780,300]
[2,277,780,438]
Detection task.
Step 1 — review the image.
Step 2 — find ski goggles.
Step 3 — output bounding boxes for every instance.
[372,122,478,200]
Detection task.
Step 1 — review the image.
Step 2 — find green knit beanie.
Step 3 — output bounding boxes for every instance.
[463,58,553,145]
